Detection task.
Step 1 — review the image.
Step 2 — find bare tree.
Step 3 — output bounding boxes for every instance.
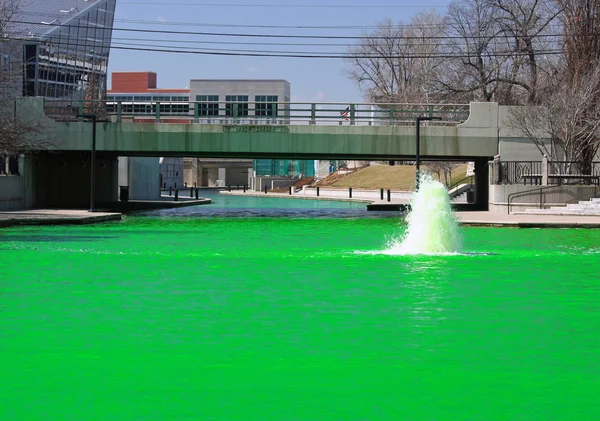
[434,0,504,102]
[426,161,463,185]
[345,11,446,104]
[508,65,600,166]
[488,0,562,104]
[508,0,600,170]
[558,0,600,84]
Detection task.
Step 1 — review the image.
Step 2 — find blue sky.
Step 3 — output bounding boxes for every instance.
[108,1,451,102]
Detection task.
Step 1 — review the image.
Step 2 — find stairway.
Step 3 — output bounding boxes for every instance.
[451,191,468,203]
[516,198,600,216]
[448,183,473,203]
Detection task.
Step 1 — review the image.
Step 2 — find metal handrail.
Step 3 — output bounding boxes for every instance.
[506,184,599,214]
[447,175,474,192]
[43,99,470,126]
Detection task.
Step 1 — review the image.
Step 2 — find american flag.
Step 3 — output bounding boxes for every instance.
[340,106,350,120]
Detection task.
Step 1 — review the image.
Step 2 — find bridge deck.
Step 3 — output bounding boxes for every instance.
[23,98,500,160]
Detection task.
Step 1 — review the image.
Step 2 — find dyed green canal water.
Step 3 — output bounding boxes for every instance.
[1,197,599,420]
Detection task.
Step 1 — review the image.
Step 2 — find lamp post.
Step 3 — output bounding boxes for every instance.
[415,115,442,190]
[77,113,97,212]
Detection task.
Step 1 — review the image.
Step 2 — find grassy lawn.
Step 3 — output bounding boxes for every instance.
[316,163,469,190]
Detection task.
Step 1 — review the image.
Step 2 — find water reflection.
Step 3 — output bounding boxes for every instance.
[143,190,401,219]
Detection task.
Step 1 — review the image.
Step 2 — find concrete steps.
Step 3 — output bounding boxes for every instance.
[451,192,468,203]
[515,197,600,216]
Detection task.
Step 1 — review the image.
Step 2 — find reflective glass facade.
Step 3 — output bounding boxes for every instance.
[17,0,116,100]
[254,159,316,178]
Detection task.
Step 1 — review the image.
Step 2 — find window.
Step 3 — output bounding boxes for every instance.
[226,95,248,117]
[160,103,189,114]
[255,95,278,117]
[196,95,219,116]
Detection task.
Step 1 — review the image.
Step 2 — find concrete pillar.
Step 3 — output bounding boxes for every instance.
[207,168,219,187]
[474,157,490,211]
[118,157,129,188]
[218,168,226,186]
[492,154,501,185]
[22,154,35,209]
[542,154,548,186]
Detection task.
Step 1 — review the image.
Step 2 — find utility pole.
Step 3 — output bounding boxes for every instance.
[77,113,97,212]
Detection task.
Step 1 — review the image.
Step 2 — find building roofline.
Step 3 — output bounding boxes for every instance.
[189,79,290,83]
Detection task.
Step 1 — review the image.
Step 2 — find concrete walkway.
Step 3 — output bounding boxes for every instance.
[457,212,600,228]
[220,190,376,204]
[221,191,600,228]
[0,209,122,228]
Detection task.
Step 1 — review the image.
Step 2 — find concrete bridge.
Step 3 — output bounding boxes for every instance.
[3,98,504,210]
[40,99,499,160]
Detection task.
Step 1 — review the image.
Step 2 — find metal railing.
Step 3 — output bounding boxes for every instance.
[498,160,600,186]
[447,174,474,192]
[548,161,600,185]
[498,161,542,185]
[507,184,599,214]
[43,99,470,126]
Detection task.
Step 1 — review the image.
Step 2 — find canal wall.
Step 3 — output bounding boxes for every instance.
[0,176,24,211]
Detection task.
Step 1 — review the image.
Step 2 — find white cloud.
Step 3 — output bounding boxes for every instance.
[246,66,260,73]
[158,16,166,23]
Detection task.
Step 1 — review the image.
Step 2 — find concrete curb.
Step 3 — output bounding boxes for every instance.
[0,212,122,228]
[220,190,381,204]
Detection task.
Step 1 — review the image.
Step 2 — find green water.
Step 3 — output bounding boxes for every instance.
[1,208,600,420]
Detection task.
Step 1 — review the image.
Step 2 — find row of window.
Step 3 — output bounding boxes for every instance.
[106,103,190,114]
[106,95,281,117]
[197,95,278,103]
[107,95,281,102]
[107,95,188,101]
[104,103,280,116]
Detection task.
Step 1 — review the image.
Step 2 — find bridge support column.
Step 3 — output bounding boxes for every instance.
[474,157,490,211]
[33,152,119,209]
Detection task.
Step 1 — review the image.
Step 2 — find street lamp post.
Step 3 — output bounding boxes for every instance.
[415,115,442,191]
[77,113,97,212]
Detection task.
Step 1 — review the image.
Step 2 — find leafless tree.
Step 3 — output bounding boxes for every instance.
[347,0,561,106]
[434,0,559,104]
[558,0,600,84]
[508,65,600,167]
[488,0,562,104]
[345,11,446,104]
[426,161,463,185]
[508,0,600,170]
[432,0,504,102]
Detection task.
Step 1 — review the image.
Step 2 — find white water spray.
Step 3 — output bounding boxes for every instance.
[387,174,461,255]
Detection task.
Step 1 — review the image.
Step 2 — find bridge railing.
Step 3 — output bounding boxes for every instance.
[43,99,470,126]
[496,160,600,185]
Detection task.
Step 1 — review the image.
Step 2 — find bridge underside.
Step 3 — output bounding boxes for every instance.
[28,151,490,211]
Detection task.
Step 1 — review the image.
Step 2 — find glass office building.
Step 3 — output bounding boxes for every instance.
[6,0,116,100]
